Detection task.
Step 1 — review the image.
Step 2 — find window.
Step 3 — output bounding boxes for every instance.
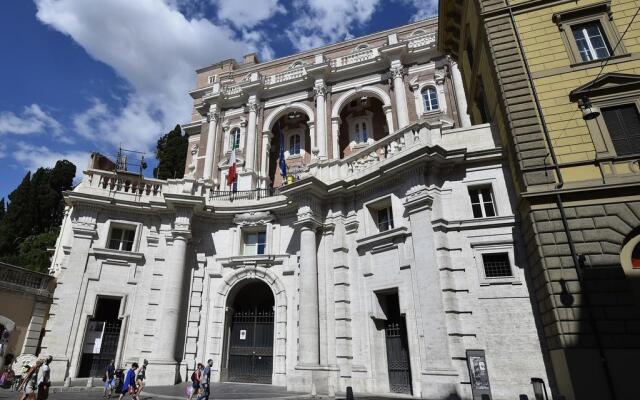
[601,104,640,156]
[289,134,301,155]
[468,186,496,218]
[572,22,611,62]
[108,227,136,251]
[229,128,241,150]
[208,75,217,84]
[376,207,394,232]
[553,4,626,65]
[481,253,513,278]
[355,122,368,144]
[422,86,439,112]
[243,231,266,255]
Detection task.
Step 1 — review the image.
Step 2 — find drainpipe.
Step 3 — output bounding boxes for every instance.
[508,8,617,400]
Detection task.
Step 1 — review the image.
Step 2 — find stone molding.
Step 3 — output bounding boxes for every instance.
[233,211,274,226]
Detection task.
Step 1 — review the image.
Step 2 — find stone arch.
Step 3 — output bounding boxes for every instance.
[0,315,15,332]
[262,103,315,133]
[211,267,288,386]
[331,86,392,119]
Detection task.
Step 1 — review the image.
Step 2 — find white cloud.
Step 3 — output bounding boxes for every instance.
[35,0,258,153]
[286,0,381,51]
[0,143,6,159]
[216,0,285,28]
[0,104,62,136]
[401,0,438,21]
[13,142,90,181]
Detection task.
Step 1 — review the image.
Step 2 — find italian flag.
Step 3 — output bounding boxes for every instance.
[226,148,237,188]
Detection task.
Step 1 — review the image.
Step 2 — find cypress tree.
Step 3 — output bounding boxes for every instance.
[0,198,5,220]
[154,124,188,180]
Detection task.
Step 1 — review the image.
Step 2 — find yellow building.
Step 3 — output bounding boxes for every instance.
[440,0,640,399]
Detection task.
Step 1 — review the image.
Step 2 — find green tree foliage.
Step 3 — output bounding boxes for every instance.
[154,124,188,180]
[0,198,5,220]
[0,160,76,272]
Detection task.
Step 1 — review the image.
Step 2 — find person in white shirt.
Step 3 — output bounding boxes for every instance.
[36,356,52,400]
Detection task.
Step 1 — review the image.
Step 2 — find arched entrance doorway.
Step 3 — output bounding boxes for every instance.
[221,280,275,384]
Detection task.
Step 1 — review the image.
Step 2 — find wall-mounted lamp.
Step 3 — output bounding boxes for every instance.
[360,96,368,105]
[580,96,600,121]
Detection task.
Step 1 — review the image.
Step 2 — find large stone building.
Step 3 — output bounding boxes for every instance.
[42,18,549,398]
[439,0,640,399]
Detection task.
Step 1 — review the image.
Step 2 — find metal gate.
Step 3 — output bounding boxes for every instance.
[385,318,412,394]
[227,305,274,383]
[78,320,122,378]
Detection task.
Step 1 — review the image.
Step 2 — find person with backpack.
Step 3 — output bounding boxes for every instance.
[18,360,42,400]
[103,360,116,398]
[188,363,203,400]
[118,362,139,400]
[196,359,212,400]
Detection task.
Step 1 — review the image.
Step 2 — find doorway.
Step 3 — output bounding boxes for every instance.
[380,292,412,394]
[222,280,274,384]
[78,297,122,378]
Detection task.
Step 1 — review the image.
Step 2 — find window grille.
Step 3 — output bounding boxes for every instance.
[482,253,512,278]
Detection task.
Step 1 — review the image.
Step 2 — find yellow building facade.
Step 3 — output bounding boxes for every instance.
[440,0,640,399]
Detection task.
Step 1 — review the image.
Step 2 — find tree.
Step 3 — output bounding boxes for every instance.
[154,124,188,180]
[0,160,76,272]
[0,198,5,220]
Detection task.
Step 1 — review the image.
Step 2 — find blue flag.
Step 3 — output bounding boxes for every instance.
[278,121,287,180]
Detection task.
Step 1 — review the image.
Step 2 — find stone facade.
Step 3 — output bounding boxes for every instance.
[41,18,548,398]
[439,0,640,399]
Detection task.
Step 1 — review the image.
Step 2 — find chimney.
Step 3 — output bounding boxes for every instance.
[243,53,259,65]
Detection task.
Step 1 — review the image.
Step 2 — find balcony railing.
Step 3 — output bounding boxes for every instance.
[209,187,281,201]
[330,48,379,68]
[264,67,306,86]
[0,262,53,297]
[407,32,437,49]
[97,173,163,196]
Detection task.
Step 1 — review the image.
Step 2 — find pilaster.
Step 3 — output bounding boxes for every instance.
[203,104,220,181]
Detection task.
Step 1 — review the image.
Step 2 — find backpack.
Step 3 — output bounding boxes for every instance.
[190,371,197,382]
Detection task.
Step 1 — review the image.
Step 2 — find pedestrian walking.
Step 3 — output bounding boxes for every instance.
[103,360,116,398]
[196,359,212,400]
[118,362,139,400]
[18,360,42,400]
[187,363,203,400]
[135,359,148,397]
[36,356,52,400]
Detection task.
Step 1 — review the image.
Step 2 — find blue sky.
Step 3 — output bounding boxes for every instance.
[0,0,437,200]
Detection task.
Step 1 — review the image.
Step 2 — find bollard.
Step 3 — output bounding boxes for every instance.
[86,377,93,387]
[346,386,354,400]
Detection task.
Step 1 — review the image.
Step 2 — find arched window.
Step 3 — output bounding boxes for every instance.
[355,43,369,52]
[422,86,439,112]
[229,128,241,150]
[354,122,368,144]
[289,133,301,155]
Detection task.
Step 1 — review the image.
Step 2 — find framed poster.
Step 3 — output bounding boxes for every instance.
[82,321,105,354]
[466,349,492,399]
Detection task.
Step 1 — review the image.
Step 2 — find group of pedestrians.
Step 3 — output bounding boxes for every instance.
[17,356,53,400]
[102,359,147,399]
[187,359,212,400]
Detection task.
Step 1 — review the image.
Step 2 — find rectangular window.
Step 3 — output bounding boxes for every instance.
[376,207,394,232]
[243,231,266,255]
[208,75,217,84]
[482,253,513,278]
[108,227,136,251]
[468,186,496,218]
[602,104,640,156]
[572,22,611,62]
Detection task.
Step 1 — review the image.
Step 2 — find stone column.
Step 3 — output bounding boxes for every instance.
[260,131,271,179]
[331,117,341,160]
[314,80,328,160]
[245,97,259,171]
[390,61,410,129]
[297,218,320,365]
[383,105,395,134]
[203,104,220,181]
[150,206,192,383]
[450,60,472,128]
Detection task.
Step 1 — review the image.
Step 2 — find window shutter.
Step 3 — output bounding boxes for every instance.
[602,105,640,156]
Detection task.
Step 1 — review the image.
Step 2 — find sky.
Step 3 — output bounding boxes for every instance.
[0,0,438,200]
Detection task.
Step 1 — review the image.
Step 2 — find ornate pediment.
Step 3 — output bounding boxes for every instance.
[570,73,640,101]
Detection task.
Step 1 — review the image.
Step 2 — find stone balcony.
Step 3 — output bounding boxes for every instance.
[73,120,497,212]
[0,262,54,299]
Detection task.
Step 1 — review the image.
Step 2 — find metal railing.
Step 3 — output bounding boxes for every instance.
[0,262,53,297]
[209,187,282,201]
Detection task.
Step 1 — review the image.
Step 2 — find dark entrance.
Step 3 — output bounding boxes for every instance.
[223,280,274,384]
[382,293,412,394]
[78,297,122,378]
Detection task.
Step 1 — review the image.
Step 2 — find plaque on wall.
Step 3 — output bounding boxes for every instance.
[466,349,492,399]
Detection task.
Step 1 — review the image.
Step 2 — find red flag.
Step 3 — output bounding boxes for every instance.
[226,148,237,188]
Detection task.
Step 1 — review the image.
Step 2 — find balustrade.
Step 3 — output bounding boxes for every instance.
[264,67,306,86]
[90,171,164,196]
[0,262,53,296]
[407,32,437,49]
